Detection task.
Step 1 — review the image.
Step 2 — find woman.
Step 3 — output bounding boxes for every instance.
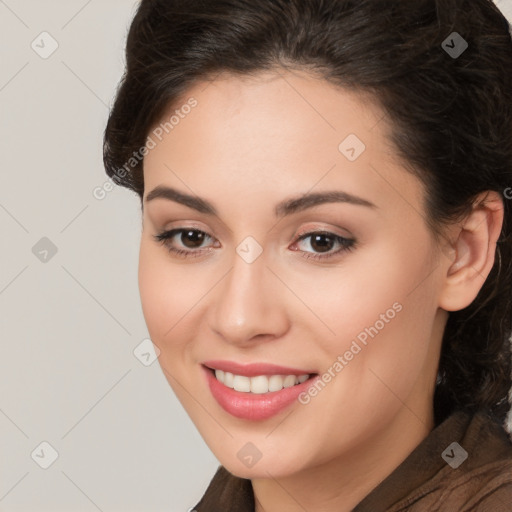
[103,0,512,510]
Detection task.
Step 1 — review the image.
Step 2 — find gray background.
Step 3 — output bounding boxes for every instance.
[1,1,218,511]
[1,1,511,511]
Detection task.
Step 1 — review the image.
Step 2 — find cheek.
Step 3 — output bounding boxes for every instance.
[138,242,204,406]
[138,244,168,337]
[138,241,199,351]
[305,232,438,378]
[298,250,429,342]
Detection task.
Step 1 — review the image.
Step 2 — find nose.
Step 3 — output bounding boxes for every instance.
[208,249,290,346]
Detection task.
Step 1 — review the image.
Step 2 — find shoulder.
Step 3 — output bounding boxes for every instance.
[443,409,512,510]
[435,457,512,511]
[363,409,512,512]
[473,481,512,511]
[402,409,512,511]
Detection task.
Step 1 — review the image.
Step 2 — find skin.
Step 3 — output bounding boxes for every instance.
[138,68,504,511]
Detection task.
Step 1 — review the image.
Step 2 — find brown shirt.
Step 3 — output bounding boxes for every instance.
[193,409,512,511]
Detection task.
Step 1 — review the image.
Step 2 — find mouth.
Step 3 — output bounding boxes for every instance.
[201,361,319,420]
[207,366,312,394]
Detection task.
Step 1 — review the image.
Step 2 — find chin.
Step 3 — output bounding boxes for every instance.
[215,448,305,480]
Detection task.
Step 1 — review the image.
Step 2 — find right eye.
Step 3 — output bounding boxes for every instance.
[153,228,217,258]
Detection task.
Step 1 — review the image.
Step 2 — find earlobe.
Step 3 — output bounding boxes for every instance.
[439,191,504,312]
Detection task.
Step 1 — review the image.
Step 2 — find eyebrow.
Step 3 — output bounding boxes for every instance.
[144,185,377,217]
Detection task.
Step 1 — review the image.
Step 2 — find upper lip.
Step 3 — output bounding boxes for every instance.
[202,360,316,377]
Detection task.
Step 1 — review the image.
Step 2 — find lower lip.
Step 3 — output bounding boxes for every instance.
[202,365,318,421]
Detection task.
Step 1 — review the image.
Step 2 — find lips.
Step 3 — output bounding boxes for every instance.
[202,359,316,377]
[201,360,319,421]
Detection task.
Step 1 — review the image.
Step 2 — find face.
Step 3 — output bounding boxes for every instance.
[138,69,450,479]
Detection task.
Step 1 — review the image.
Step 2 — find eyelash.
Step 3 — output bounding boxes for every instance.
[152,228,356,261]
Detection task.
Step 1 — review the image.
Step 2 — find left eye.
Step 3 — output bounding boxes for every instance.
[293,231,356,260]
[153,228,356,261]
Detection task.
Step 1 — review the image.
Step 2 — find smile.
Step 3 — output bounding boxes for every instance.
[213,369,310,394]
[202,361,319,420]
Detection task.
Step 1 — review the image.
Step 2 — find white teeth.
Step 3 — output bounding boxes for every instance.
[214,370,310,394]
[224,371,234,388]
[233,375,251,392]
[250,375,269,394]
[283,375,296,388]
[268,375,284,392]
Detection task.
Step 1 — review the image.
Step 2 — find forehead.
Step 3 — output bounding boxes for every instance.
[143,69,424,216]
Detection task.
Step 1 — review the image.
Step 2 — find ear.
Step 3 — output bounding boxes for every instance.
[438,191,504,312]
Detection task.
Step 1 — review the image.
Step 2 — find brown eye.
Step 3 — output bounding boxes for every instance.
[153,228,215,258]
[293,231,356,261]
[180,230,207,248]
[308,233,336,253]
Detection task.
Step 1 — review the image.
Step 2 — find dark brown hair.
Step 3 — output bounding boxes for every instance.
[103,0,512,425]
